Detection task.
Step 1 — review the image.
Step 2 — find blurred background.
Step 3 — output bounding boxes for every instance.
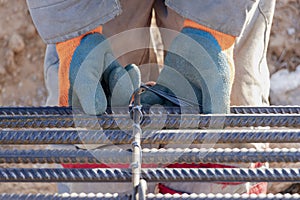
[0,0,299,194]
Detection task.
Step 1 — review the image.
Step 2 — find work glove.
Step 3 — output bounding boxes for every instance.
[141,20,235,114]
[57,28,141,115]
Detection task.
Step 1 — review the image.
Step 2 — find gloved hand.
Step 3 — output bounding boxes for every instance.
[57,29,141,115]
[141,20,235,114]
[101,60,141,108]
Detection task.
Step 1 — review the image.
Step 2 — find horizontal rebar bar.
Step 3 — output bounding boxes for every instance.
[231,106,300,114]
[0,106,299,116]
[0,168,299,183]
[0,114,299,129]
[1,193,300,200]
[147,193,300,200]
[0,129,299,145]
[0,193,130,200]
[1,148,300,164]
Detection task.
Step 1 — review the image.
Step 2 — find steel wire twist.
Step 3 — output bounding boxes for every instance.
[1,193,300,200]
[0,168,300,182]
[0,129,300,145]
[0,106,299,116]
[0,114,299,129]
[1,148,300,164]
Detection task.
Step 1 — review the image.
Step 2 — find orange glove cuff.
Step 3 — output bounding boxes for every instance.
[184,19,235,50]
[56,26,103,106]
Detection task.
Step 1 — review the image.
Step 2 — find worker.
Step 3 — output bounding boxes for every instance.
[27,0,276,195]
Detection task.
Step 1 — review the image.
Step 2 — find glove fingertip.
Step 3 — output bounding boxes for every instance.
[78,86,108,115]
[124,64,141,90]
[82,99,107,115]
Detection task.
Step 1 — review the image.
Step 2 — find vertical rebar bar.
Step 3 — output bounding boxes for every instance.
[131,89,144,200]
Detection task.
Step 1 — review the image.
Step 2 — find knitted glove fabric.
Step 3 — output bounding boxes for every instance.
[141,20,235,114]
[57,28,140,115]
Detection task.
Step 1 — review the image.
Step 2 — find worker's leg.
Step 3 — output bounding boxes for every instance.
[232,0,276,106]
[231,1,276,192]
[44,44,59,106]
[102,0,159,83]
[153,0,184,52]
[240,0,300,194]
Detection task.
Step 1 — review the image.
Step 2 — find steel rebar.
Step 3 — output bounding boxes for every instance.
[130,89,143,200]
[0,168,300,182]
[1,148,300,164]
[147,193,300,200]
[1,129,300,145]
[0,114,299,129]
[1,193,300,200]
[0,106,299,116]
[0,193,130,200]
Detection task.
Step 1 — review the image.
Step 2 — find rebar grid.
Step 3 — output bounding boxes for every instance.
[1,148,300,164]
[0,114,299,129]
[1,129,299,145]
[0,168,300,182]
[0,106,300,198]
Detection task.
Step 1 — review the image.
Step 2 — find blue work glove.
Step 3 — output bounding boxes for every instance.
[141,26,233,114]
[68,33,141,115]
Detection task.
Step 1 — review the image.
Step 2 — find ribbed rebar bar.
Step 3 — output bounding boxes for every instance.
[231,106,300,114]
[0,114,299,129]
[0,106,299,116]
[1,129,300,145]
[0,107,77,116]
[147,193,300,200]
[0,168,300,182]
[0,193,131,200]
[130,89,143,200]
[1,193,300,200]
[1,148,300,164]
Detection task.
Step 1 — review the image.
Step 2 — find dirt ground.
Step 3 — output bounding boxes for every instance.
[0,0,299,195]
[268,0,300,75]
